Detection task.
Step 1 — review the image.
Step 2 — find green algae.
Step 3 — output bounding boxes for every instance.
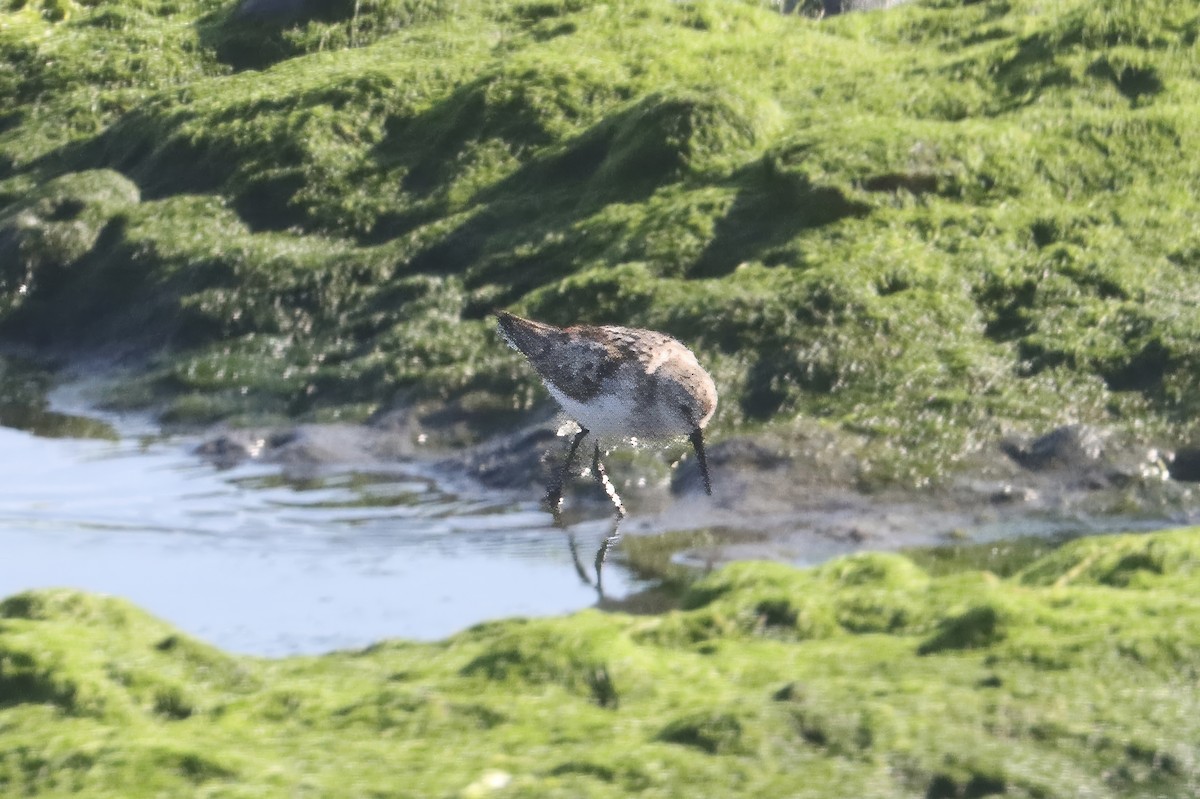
[2,527,1200,797]
[0,170,139,315]
[2,0,1200,478]
[0,355,118,438]
[904,532,1079,579]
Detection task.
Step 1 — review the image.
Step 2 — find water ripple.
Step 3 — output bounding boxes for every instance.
[0,424,639,656]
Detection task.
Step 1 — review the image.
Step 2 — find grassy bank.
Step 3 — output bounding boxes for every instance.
[1,527,1198,797]
[2,0,1200,481]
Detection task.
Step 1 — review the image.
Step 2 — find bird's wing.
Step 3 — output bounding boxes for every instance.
[518,327,616,403]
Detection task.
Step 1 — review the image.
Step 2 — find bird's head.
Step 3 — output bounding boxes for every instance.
[663,359,717,496]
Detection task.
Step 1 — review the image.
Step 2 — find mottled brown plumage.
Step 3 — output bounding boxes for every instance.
[495,311,717,497]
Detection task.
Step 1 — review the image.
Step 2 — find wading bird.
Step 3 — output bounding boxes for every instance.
[495,310,717,517]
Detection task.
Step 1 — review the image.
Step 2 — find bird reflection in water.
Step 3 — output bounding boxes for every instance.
[495,310,718,597]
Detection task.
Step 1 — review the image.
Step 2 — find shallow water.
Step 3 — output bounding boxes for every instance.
[0,390,641,657]
[4,360,1196,659]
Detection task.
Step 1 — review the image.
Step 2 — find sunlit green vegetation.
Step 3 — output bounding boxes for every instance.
[2,527,1198,797]
[2,0,1199,482]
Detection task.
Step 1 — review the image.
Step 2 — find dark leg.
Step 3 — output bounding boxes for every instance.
[591,443,626,519]
[550,494,595,589]
[547,427,596,588]
[589,444,625,598]
[593,515,623,598]
[566,530,593,586]
[545,427,589,514]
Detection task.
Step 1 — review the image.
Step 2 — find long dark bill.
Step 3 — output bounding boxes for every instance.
[688,428,712,496]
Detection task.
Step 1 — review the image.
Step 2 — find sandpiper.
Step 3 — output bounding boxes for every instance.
[495,311,717,513]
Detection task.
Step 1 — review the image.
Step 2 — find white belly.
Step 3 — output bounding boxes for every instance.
[546,384,683,439]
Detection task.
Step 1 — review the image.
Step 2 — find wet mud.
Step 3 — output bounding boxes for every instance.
[193,410,1200,573]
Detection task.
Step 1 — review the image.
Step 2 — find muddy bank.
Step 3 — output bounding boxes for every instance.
[191,407,1200,570]
[12,350,1197,579]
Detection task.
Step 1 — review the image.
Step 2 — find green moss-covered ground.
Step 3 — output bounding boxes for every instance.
[2,0,1200,480]
[2,527,1198,797]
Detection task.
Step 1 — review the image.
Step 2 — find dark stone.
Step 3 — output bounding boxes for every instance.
[825,0,910,15]
[862,172,938,194]
[1168,447,1200,482]
[670,436,788,496]
[1000,424,1104,472]
[194,432,263,469]
[442,424,559,491]
[988,484,1039,505]
[774,1,913,19]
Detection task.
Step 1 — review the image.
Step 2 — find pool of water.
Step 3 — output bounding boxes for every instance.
[0,400,642,657]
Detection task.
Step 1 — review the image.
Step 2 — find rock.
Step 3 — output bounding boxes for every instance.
[988,484,1040,505]
[828,0,912,13]
[438,423,560,492]
[774,0,912,15]
[1000,425,1106,472]
[997,425,1180,495]
[194,431,267,469]
[260,424,378,465]
[195,423,424,471]
[1168,447,1200,482]
[670,437,789,497]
